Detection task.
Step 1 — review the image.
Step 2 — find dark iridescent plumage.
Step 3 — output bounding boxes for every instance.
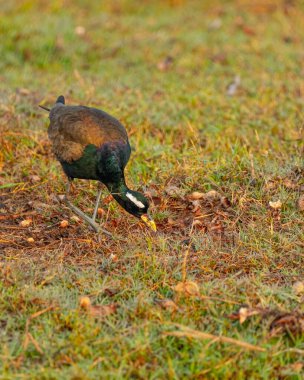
[43,96,156,233]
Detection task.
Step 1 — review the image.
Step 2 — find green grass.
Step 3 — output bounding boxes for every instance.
[0,0,304,378]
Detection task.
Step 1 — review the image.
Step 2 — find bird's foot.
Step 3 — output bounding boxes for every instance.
[63,197,112,237]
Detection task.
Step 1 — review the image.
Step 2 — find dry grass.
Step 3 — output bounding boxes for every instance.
[0,0,304,378]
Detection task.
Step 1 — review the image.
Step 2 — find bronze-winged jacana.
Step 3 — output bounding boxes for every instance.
[40,96,156,234]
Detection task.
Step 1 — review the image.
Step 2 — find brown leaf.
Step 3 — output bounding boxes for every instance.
[103,288,119,297]
[289,362,304,373]
[241,25,256,36]
[157,56,174,71]
[18,88,31,95]
[204,190,221,201]
[208,18,222,30]
[79,296,91,309]
[270,312,304,336]
[226,75,241,96]
[155,299,179,312]
[173,281,200,296]
[60,220,69,228]
[29,175,41,182]
[211,53,228,65]
[192,219,203,227]
[97,208,105,216]
[20,219,32,227]
[89,304,117,318]
[188,191,205,200]
[269,200,282,209]
[227,307,262,324]
[297,194,304,211]
[165,185,184,197]
[220,196,231,208]
[265,180,277,190]
[283,178,297,189]
[292,281,304,295]
[227,306,273,324]
[190,200,201,213]
[79,296,118,319]
[75,26,86,36]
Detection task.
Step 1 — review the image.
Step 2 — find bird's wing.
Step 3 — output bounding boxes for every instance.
[48,106,129,163]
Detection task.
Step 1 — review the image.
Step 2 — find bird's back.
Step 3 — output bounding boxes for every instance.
[48,105,129,164]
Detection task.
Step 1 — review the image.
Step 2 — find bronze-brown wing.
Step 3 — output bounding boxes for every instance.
[48,106,128,163]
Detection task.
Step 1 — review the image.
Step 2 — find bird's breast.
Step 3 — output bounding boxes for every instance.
[59,141,131,182]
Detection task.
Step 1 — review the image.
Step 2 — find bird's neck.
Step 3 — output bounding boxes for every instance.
[106,178,129,199]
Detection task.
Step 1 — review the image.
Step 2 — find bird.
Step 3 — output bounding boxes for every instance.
[40,95,156,235]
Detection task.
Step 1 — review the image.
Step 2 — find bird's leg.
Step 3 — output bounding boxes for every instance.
[92,184,103,222]
[62,179,112,236]
[64,179,72,199]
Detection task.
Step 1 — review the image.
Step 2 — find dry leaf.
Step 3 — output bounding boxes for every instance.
[79,296,91,309]
[283,178,297,189]
[242,25,256,36]
[204,190,221,201]
[174,281,200,296]
[109,253,118,262]
[192,219,202,227]
[297,194,304,211]
[269,200,282,209]
[70,215,80,223]
[167,217,175,225]
[270,312,304,336]
[220,196,231,208]
[75,26,86,36]
[293,281,304,295]
[239,307,260,324]
[157,56,174,71]
[208,18,222,30]
[103,288,119,297]
[265,180,277,190]
[79,296,118,319]
[18,88,31,95]
[227,306,266,323]
[20,219,32,227]
[226,75,241,96]
[97,208,105,216]
[190,200,201,213]
[165,185,184,197]
[155,299,179,312]
[60,220,69,228]
[289,362,303,373]
[188,191,205,200]
[29,175,41,182]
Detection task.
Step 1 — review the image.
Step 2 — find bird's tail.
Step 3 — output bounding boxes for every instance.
[39,95,65,113]
[39,105,51,112]
[56,95,65,104]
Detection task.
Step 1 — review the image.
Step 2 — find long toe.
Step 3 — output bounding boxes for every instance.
[85,217,112,237]
[63,197,112,237]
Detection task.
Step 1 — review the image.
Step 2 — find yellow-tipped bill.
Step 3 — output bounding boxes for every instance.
[141,214,157,232]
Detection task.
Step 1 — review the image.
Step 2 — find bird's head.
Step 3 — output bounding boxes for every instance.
[112,189,156,232]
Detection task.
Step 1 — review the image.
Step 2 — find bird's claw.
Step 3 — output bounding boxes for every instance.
[62,197,112,237]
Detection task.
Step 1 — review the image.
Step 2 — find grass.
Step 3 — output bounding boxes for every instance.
[0,0,304,378]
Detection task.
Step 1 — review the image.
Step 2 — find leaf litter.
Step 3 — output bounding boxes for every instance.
[79,296,118,319]
[228,306,304,337]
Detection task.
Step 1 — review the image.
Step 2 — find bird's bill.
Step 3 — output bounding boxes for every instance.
[141,214,157,232]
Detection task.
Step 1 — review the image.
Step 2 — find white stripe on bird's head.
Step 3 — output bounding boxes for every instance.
[126,192,145,208]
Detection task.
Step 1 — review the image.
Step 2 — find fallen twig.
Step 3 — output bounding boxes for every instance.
[163,324,266,352]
